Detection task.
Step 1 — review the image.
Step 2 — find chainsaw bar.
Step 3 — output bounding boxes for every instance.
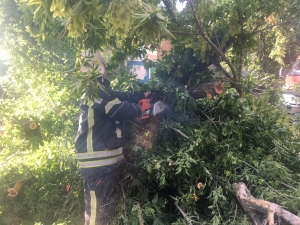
[151,101,168,116]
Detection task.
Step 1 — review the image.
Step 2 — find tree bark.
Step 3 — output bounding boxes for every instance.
[232,182,300,225]
[188,81,224,99]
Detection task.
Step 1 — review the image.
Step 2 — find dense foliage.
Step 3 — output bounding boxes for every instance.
[0,32,83,224]
[1,0,300,224]
[112,51,300,224]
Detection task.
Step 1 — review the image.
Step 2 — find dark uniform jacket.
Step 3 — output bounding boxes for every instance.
[74,77,144,177]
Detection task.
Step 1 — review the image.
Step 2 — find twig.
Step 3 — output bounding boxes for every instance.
[0,153,18,167]
[213,27,222,50]
[163,67,180,103]
[137,203,144,225]
[170,30,200,35]
[58,15,74,39]
[242,161,288,199]
[174,202,193,225]
[99,200,115,208]
[233,204,237,224]
[120,183,127,217]
[262,218,268,225]
[235,0,245,77]
[211,58,233,81]
[279,181,298,191]
[22,163,35,179]
[0,140,27,168]
[198,109,219,131]
[249,89,263,97]
[250,21,265,36]
[121,182,126,199]
[170,127,189,139]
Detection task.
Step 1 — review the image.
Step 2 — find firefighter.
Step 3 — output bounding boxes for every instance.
[74,76,151,225]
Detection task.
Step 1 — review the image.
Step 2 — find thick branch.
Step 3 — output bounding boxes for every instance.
[232,182,300,225]
[212,60,233,80]
[187,0,237,80]
[235,0,244,79]
[188,81,224,99]
[174,203,193,225]
[162,0,179,25]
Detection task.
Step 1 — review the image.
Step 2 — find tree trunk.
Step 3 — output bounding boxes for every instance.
[188,80,224,99]
[232,182,300,225]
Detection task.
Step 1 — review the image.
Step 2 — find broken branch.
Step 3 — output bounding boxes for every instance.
[232,182,300,225]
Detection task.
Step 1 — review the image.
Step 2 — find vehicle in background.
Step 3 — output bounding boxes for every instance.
[279,55,300,124]
[280,55,300,89]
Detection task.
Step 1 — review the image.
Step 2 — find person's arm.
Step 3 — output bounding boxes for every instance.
[114,91,151,103]
[109,101,142,121]
[94,82,151,121]
[114,91,143,103]
[107,91,151,121]
[92,95,143,121]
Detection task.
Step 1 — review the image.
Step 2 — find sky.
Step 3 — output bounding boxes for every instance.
[0,50,9,60]
[176,0,186,11]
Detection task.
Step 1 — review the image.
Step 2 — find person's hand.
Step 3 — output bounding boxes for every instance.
[103,70,109,79]
[102,62,109,78]
[144,92,152,98]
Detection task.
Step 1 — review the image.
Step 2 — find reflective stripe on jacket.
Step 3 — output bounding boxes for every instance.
[74,86,144,169]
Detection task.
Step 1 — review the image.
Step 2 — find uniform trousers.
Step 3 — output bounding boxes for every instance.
[83,163,122,225]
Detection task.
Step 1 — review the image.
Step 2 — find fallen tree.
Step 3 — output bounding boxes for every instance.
[233,182,300,225]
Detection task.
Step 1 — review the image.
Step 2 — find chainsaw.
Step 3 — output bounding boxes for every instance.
[138,95,168,120]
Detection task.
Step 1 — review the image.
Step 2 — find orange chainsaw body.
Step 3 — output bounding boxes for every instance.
[137,97,168,120]
[138,99,151,119]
